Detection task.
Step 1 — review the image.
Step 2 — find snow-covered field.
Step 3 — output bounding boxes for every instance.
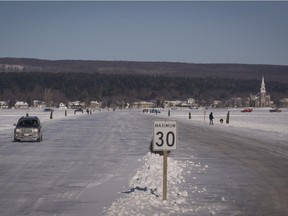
[168,107,288,135]
[0,107,287,216]
[0,108,80,132]
[1,107,287,135]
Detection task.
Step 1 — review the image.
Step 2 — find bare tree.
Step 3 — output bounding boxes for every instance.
[44,88,53,107]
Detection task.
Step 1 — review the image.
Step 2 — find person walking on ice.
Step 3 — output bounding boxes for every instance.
[209,112,214,125]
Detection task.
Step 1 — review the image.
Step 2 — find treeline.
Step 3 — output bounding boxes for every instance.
[0,72,287,107]
[1,58,288,83]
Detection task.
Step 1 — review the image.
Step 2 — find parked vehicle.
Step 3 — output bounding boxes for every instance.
[143,109,149,113]
[150,109,161,114]
[14,116,43,142]
[74,108,84,114]
[44,108,54,112]
[241,108,253,112]
[269,108,282,112]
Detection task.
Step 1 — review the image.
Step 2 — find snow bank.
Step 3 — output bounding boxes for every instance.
[104,152,214,216]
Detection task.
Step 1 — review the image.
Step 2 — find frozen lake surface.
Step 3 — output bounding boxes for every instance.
[0,108,288,216]
[169,107,288,135]
[1,107,287,134]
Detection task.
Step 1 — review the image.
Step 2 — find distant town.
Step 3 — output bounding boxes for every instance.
[1,59,288,110]
[1,76,288,110]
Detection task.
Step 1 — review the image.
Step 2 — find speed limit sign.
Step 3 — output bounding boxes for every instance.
[153,120,177,151]
[153,120,177,200]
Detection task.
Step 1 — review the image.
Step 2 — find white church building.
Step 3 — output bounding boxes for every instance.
[251,76,273,107]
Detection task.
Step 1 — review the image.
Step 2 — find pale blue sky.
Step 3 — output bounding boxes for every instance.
[0,1,287,65]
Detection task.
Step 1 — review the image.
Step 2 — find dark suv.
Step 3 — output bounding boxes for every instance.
[14,116,43,142]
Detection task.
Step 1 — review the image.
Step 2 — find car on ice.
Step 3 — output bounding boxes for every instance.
[269,108,282,112]
[14,116,43,142]
[150,109,161,114]
[44,108,54,112]
[241,108,253,112]
[74,108,84,114]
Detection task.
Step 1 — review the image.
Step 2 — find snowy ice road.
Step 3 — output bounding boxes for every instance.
[0,110,288,216]
[178,119,288,216]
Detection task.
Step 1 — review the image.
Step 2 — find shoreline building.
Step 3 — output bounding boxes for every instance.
[250,76,273,107]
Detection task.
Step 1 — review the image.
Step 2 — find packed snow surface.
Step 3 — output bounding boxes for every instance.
[104,152,216,216]
[105,107,288,215]
[2,107,286,134]
[0,107,287,215]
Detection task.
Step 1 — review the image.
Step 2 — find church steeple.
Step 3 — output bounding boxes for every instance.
[260,76,267,107]
[254,76,272,108]
[260,76,266,93]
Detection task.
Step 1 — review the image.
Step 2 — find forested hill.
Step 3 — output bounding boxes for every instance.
[1,58,288,107]
[1,58,288,83]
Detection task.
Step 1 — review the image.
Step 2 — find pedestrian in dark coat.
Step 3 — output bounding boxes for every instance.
[209,112,214,125]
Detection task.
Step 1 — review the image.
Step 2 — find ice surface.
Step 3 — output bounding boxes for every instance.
[103,107,288,215]
[0,107,287,216]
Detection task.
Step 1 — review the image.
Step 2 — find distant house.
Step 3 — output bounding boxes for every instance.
[68,101,85,109]
[90,101,101,109]
[187,98,196,105]
[14,101,29,109]
[164,100,181,108]
[58,102,67,109]
[212,100,222,108]
[131,101,154,109]
[226,97,244,107]
[0,101,8,109]
[164,98,197,108]
[178,102,191,108]
[280,98,288,108]
[32,100,46,109]
[179,98,197,108]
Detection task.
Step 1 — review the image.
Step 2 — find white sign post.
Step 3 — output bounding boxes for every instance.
[153,120,177,200]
